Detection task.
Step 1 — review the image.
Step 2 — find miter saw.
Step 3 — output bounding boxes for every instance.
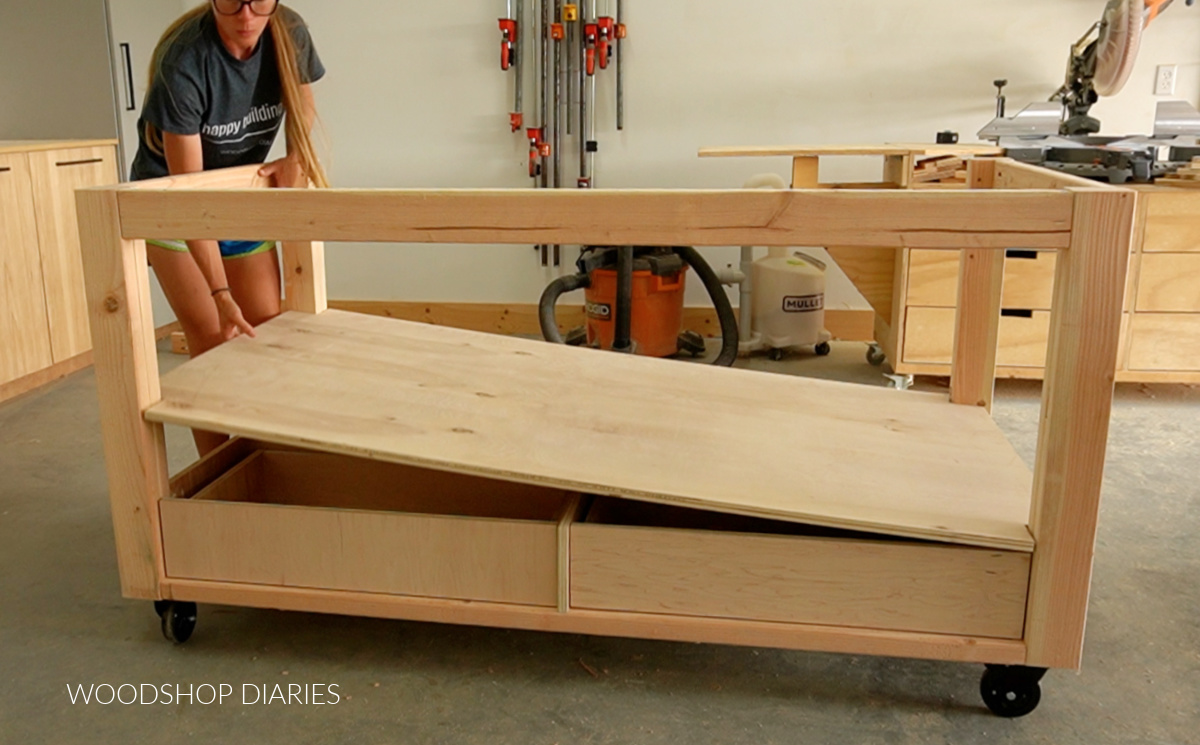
[978,0,1200,183]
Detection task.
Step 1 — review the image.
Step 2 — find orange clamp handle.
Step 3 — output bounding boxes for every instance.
[552,23,565,40]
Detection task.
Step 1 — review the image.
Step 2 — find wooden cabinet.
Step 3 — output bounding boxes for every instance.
[0,140,119,400]
[886,187,1200,383]
[0,152,54,385]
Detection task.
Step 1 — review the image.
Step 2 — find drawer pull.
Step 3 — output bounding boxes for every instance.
[55,158,104,167]
[1005,250,1038,260]
[0,166,11,173]
[1001,309,1034,319]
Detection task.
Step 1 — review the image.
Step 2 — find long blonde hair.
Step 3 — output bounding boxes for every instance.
[144,3,329,188]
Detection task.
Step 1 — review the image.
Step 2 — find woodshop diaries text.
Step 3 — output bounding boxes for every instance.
[66,683,340,705]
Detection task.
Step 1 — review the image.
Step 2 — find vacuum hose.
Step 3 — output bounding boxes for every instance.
[538,272,590,343]
[612,245,634,353]
[675,246,739,367]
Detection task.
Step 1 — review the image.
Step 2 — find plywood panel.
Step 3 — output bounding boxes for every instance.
[1135,253,1200,312]
[166,578,1028,665]
[571,523,1029,638]
[0,153,53,385]
[1128,313,1200,371]
[29,146,119,362]
[904,307,1049,368]
[160,451,564,605]
[825,247,897,323]
[1141,190,1200,252]
[147,309,1035,552]
[907,250,1057,309]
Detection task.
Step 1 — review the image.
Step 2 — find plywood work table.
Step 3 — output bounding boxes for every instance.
[77,161,1132,716]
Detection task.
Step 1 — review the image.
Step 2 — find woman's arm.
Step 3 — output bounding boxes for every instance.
[163,131,256,338]
[258,84,316,188]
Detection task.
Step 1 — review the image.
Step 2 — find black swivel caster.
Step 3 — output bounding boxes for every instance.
[814,341,831,356]
[866,343,886,366]
[676,330,707,358]
[155,600,197,644]
[767,348,786,361]
[980,664,1047,718]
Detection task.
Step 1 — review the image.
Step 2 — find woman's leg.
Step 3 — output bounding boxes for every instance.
[224,245,282,327]
[147,244,230,456]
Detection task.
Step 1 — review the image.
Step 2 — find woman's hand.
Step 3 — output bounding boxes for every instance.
[213,290,257,339]
[258,154,305,188]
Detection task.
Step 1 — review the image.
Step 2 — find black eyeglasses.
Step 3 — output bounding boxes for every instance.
[212,0,278,16]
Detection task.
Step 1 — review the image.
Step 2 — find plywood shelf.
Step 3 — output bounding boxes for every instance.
[146,309,1035,552]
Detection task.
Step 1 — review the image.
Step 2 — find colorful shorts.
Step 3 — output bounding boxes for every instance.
[147,239,275,259]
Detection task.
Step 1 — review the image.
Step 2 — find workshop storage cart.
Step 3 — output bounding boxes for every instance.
[77,158,1133,717]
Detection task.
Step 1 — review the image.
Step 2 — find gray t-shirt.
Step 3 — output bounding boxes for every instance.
[131,8,324,181]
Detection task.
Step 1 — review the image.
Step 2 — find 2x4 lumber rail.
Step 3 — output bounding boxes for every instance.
[994,159,1121,192]
[162,579,1028,666]
[116,163,269,190]
[76,189,169,599]
[950,160,1005,410]
[112,188,1074,249]
[1024,188,1135,669]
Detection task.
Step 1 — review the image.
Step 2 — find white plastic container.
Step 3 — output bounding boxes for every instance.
[751,248,832,352]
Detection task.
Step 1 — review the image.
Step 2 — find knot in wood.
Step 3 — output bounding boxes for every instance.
[104,296,121,313]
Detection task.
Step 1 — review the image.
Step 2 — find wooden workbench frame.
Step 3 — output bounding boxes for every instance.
[77,164,1134,671]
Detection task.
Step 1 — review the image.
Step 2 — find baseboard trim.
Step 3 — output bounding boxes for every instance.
[326,301,876,342]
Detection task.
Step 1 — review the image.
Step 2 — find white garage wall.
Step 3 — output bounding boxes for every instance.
[0,0,118,140]
[274,0,1200,309]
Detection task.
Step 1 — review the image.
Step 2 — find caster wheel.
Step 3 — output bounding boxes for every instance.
[768,348,786,362]
[866,343,886,366]
[157,601,197,644]
[564,327,588,346]
[676,330,707,358]
[980,665,1046,718]
[814,341,831,356]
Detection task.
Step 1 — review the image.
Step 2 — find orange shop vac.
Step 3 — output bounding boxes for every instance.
[538,245,739,366]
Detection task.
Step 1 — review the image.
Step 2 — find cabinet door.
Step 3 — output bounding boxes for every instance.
[0,153,54,385]
[27,146,120,363]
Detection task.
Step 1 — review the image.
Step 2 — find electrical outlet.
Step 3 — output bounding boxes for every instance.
[1156,65,1178,96]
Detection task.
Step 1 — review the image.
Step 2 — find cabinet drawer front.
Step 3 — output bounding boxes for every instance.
[904,307,1049,367]
[27,146,120,363]
[0,153,54,384]
[1143,191,1200,253]
[1128,314,1200,371]
[571,523,1029,638]
[907,250,1056,309]
[1136,253,1200,312]
[161,450,567,606]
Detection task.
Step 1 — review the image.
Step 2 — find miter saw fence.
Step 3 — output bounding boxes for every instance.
[976,0,1198,184]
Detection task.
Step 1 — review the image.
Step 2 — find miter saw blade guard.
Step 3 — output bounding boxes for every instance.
[1093,0,1143,96]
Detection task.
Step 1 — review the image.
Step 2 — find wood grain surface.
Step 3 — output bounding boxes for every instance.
[146,309,1035,551]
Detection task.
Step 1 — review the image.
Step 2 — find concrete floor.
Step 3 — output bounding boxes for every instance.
[1,340,1198,743]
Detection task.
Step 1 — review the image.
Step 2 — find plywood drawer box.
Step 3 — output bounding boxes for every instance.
[1135,253,1200,312]
[160,449,573,606]
[570,498,1030,639]
[906,249,1057,309]
[1127,314,1200,371]
[903,306,1050,367]
[1142,191,1200,253]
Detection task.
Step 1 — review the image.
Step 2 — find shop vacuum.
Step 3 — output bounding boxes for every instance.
[538,246,739,366]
